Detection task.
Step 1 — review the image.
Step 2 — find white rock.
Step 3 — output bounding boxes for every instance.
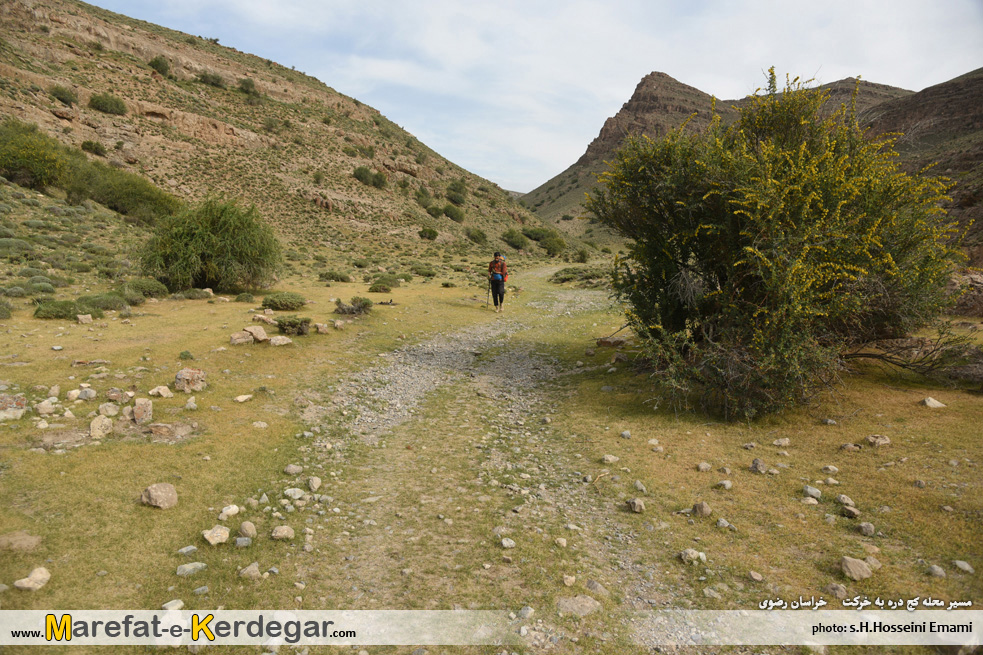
[89,415,113,440]
[149,386,174,398]
[218,504,240,521]
[13,567,51,591]
[920,397,946,408]
[234,395,253,403]
[202,525,230,545]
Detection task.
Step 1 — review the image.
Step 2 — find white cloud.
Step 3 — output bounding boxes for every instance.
[89,0,983,191]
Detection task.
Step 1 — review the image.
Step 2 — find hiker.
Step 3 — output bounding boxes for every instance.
[487,251,508,312]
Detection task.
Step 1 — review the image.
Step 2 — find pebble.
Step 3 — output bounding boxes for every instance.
[284,464,304,475]
[803,485,822,500]
[501,538,516,549]
[626,498,645,513]
[240,562,262,580]
[563,575,576,586]
[928,565,946,578]
[692,501,712,517]
[748,571,763,582]
[236,537,252,548]
[858,522,875,537]
[177,545,197,557]
[715,480,733,490]
[239,522,257,539]
[619,430,630,439]
[193,586,209,595]
[601,454,619,464]
[554,538,567,548]
[177,562,207,577]
[696,462,711,472]
[218,504,240,520]
[634,480,647,493]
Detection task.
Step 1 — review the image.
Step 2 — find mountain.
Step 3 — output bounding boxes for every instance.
[0,0,550,260]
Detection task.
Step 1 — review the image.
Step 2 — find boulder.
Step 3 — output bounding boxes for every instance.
[133,398,153,424]
[77,314,93,324]
[626,498,645,513]
[920,397,946,408]
[174,368,207,393]
[89,415,113,440]
[269,336,293,346]
[13,567,50,591]
[141,482,178,509]
[243,326,269,343]
[840,556,873,581]
[271,526,295,540]
[230,331,254,346]
[202,525,230,545]
[252,314,276,325]
[149,385,174,398]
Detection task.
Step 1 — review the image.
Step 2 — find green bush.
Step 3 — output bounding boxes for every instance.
[196,72,225,88]
[418,228,438,241]
[465,227,486,245]
[3,286,27,297]
[585,69,963,419]
[20,268,46,278]
[367,282,391,293]
[141,199,282,291]
[353,166,385,188]
[78,292,128,311]
[238,78,258,95]
[410,263,437,278]
[171,288,211,300]
[261,291,306,311]
[318,270,351,283]
[521,226,554,242]
[573,248,589,263]
[0,299,11,319]
[538,234,566,256]
[120,277,169,298]
[178,350,194,360]
[414,186,432,208]
[501,228,529,250]
[275,314,311,335]
[148,55,170,76]
[50,85,78,106]
[0,119,64,188]
[27,282,55,295]
[352,259,370,268]
[88,93,127,115]
[334,296,372,315]
[234,292,254,303]
[443,204,464,222]
[426,205,443,218]
[81,140,107,157]
[445,191,465,206]
[33,300,104,320]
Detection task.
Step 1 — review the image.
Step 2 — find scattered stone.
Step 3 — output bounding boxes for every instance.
[218,504,239,521]
[626,498,645,513]
[865,556,882,571]
[803,485,822,500]
[252,421,268,429]
[184,397,198,411]
[177,546,197,557]
[162,599,184,611]
[174,368,207,393]
[236,537,252,548]
[133,398,152,424]
[749,458,767,474]
[202,525,230,545]
[928,565,946,578]
[176,562,206,577]
[149,385,174,398]
[743,442,757,450]
[953,560,975,574]
[554,538,567,548]
[77,314,93,324]
[193,586,209,595]
[865,435,890,447]
[749,571,763,582]
[634,480,647,493]
[920,397,946,408]
[271,526,295,540]
[585,580,609,597]
[563,575,576,587]
[858,522,875,537]
[243,326,269,343]
[619,430,630,439]
[715,480,733,490]
[284,465,304,476]
[239,522,257,539]
[0,531,42,552]
[501,538,516,549]
[822,465,839,474]
[234,394,253,403]
[13,567,50,591]
[284,488,305,500]
[78,388,98,401]
[824,583,848,600]
[98,402,119,417]
[821,418,837,426]
[840,443,862,452]
[230,331,254,346]
[842,506,861,519]
[696,462,712,472]
[89,415,113,440]
[518,606,535,619]
[679,549,706,564]
[308,476,322,492]
[601,454,619,464]
[269,336,293,346]
[35,400,56,416]
[840,556,873,581]
[716,518,730,529]
[141,483,178,509]
[802,498,819,506]
[773,438,791,447]
[693,501,712,517]
[556,595,601,617]
[240,562,262,581]
[915,479,927,488]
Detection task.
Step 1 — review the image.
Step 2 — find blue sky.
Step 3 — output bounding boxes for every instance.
[87,0,983,192]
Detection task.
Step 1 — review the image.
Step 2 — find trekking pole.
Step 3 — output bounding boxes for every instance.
[486,278,491,308]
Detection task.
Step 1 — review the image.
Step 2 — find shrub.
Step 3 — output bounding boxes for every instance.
[33,300,104,320]
[262,291,306,311]
[275,315,311,335]
[178,350,194,360]
[353,166,373,185]
[561,214,574,221]
[414,186,432,208]
[50,85,78,106]
[538,234,566,257]
[352,259,370,268]
[501,228,529,250]
[20,268,46,278]
[78,292,128,311]
[585,69,963,419]
[367,282,391,293]
[446,191,465,206]
[426,205,443,218]
[141,199,282,291]
[148,55,170,76]
[0,299,11,319]
[418,228,438,241]
[319,270,351,283]
[0,119,64,188]
[410,263,437,278]
[88,92,127,115]
[237,77,258,95]
[465,227,487,245]
[334,296,372,315]
[81,140,107,156]
[3,286,27,297]
[172,288,211,300]
[443,204,464,222]
[234,292,254,303]
[27,282,55,295]
[196,71,225,88]
[120,277,168,298]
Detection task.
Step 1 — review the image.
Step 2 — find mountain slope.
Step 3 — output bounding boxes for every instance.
[0,0,550,260]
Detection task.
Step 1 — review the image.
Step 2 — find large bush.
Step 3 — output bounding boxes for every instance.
[88,93,127,115]
[262,291,306,311]
[500,228,529,251]
[141,199,282,291]
[586,70,962,419]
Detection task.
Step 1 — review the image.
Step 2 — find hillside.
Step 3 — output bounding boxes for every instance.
[524,72,971,239]
[0,0,561,262]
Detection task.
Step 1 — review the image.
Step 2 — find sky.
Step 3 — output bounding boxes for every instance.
[87,0,983,192]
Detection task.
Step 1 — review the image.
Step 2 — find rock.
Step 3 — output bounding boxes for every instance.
[804,485,822,500]
[141,483,178,509]
[77,314,93,324]
[619,430,630,439]
[284,464,304,475]
[0,531,41,552]
[501,538,516,549]
[858,522,875,536]
[252,421,268,429]
[749,458,768,474]
[693,501,712,517]
[953,560,975,574]
[842,506,861,519]
[314,323,331,334]
[840,556,873,581]
[835,494,855,507]
[601,454,619,464]
[89,415,113,440]
[749,571,763,582]
[218,504,239,521]
[554,538,567,548]
[234,394,253,403]
[716,480,733,490]
[626,498,645,513]
[269,336,293,346]
[865,556,882,571]
[230,331,255,345]
[585,580,609,597]
[162,599,184,611]
[202,525,230,545]
[253,314,276,325]
[802,498,819,506]
[78,388,97,401]
[773,438,791,447]
[563,575,576,587]
[840,443,862,452]
[928,565,946,578]
[0,393,28,421]
[240,562,262,580]
[696,462,712,472]
[177,546,198,557]
[865,435,890,447]
[243,326,269,343]
[98,402,119,417]
[185,397,198,411]
[35,400,56,416]
[174,368,207,393]
[821,418,837,425]
[13,567,50,591]
[920,397,946,408]
[284,488,305,500]
[236,537,252,548]
[679,549,705,564]
[149,385,173,398]
[822,465,839,474]
[308,476,322,492]
[634,480,647,493]
[824,583,848,599]
[239,521,257,539]
[556,595,601,617]
[133,398,152,424]
[176,562,206,577]
[271,526,295,540]
[716,518,730,528]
